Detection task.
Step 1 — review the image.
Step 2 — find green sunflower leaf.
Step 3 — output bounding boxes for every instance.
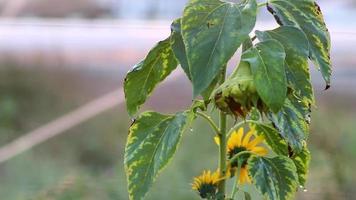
[242,39,287,112]
[124,111,193,200]
[200,75,220,102]
[268,96,310,153]
[255,26,314,105]
[267,0,332,88]
[292,145,311,187]
[124,38,178,116]
[182,0,257,97]
[171,18,220,101]
[171,19,190,80]
[252,122,288,156]
[248,156,298,200]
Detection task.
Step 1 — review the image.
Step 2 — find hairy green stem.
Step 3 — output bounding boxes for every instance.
[230,161,242,199]
[196,111,220,135]
[229,150,259,165]
[258,2,267,8]
[227,120,257,137]
[217,67,227,200]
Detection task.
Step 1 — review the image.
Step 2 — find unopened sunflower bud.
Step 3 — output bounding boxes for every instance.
[213,61,266,117]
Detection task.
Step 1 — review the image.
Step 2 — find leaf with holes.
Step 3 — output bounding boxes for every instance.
[124,38,178,116]
[124,111,193,200]
[267,0,332,88]
[248,156,298,200]
[242,39,287,112]
[182,0,257,96]
[255,26,314,104]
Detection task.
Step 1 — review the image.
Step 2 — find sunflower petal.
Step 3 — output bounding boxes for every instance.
[192,169,220,192]
[239,167,247,184]
[247,135,265,149]
[242,128,254,146]
[239,167,252,184]
[214,136,220,146]
[236,127,244,146]
[245,173,251,184]
[251,146,268,156]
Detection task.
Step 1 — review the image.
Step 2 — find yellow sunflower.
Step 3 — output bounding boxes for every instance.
[192,170,220,199]
[226,126,268,184]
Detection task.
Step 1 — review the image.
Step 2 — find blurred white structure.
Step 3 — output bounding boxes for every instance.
[115,0,187,19]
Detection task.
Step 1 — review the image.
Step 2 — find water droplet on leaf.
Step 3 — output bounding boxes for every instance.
[305,114,311,124]
[299,185,308,192]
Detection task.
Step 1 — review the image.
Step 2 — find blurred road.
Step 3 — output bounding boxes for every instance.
[0,18,355,94]
[0,18,355,51]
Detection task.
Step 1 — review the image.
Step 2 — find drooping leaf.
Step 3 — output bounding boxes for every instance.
[252,122,288,156]
[182,0,257,96]
[267,0,332,88]
[124,38,178,116]
[201,74,220,101]
[171,19,190,80]
[268,96,309,153]
[248,156,298,200]
[242,39,287,112]
[292,145,311,186]
[171,18,220,101]
[255,26,314,104]
[124,111,193,200]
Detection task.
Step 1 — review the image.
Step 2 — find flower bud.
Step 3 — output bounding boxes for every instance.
[213,61,266,117]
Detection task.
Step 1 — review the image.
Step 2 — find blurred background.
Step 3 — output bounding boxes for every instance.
[0,0,355,199]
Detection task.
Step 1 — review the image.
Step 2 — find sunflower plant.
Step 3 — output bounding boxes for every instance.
[123,0,332,199]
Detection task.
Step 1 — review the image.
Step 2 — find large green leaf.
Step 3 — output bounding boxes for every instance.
[292,145,311,186]
[255,26,314,104]
[171,18,220,101]
[268,96,309,153]
[267,0,332,88]
[242,39,287,112]
[124,38,178,116]
[252,122,288,156]
[248,156,298,200]
[182,0,257,96]
[124,111,193,200]
[171,19,190,80]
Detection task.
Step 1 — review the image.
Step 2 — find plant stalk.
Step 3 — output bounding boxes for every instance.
[196,111,220,136]
[227,119,257,138]
[230,161,242,199]
[257,2,267,8]
[217,67,227,200]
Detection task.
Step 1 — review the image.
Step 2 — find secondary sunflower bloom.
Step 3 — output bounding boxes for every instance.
[192,170,220,199]
[227,126,268,184]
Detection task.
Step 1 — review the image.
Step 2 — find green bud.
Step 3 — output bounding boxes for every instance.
[213,61,266,117]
